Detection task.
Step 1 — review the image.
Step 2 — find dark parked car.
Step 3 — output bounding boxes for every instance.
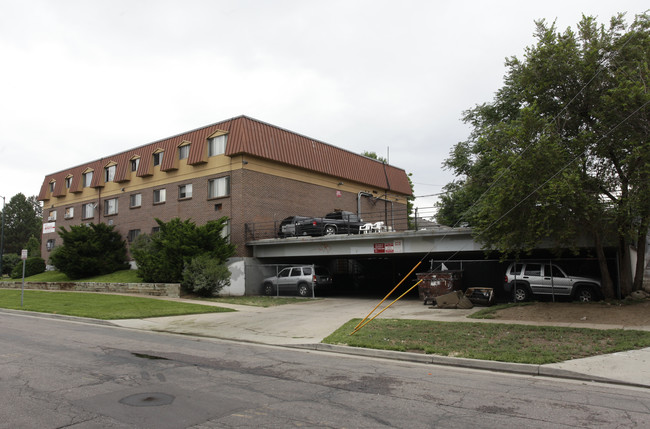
[504,262,601,302]
[262,265,333,297]
[278,216,311,237]
[280,211,365,237]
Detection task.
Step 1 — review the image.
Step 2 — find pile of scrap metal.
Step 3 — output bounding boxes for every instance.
[432,288,495,309]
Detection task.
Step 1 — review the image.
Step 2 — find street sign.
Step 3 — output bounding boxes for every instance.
[21,249,28,260]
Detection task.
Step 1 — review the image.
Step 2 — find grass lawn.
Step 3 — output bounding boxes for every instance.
[0,290,234,319]
[323,318,650,364]
[201,296,317,307]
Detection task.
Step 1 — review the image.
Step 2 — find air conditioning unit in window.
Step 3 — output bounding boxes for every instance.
[47,215,56,221]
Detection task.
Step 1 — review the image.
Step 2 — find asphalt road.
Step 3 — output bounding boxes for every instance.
[2,311,650,428]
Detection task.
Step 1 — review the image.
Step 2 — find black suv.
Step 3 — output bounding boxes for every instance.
[504,262,601,302]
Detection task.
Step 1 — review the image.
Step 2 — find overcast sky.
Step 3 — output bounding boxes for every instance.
[0,1,646,215]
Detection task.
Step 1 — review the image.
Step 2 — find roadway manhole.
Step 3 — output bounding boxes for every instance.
[119,392,175,407]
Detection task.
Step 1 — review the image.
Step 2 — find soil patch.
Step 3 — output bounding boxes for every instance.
[492,300,650,326]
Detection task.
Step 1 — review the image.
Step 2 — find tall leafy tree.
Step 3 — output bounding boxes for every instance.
[131,217,235,284]
[1,193,42,255]
[50,223,129,279]
[437,13,650,298]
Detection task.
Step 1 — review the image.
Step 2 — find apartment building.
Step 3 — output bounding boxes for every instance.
[38,115,413,259]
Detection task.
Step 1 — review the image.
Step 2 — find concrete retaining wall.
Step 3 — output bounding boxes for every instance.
[1,282,181,298]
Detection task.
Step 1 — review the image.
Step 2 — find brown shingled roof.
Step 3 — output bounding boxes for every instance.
[38,116,412,200]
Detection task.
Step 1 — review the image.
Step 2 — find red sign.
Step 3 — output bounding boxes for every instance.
[373,243,385,253]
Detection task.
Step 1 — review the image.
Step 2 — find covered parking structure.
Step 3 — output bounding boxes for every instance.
[242,227,611,301]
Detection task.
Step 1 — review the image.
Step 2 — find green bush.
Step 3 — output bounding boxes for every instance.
[49,223,129,280]
[11,257,45,279]
[182,254,231,297]
[2,253,21,276]
[131,217,235,283]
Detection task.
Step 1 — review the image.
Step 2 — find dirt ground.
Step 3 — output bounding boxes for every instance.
[492,299,650,326]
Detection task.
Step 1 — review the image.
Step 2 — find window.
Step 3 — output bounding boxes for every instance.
[104,165,116,182]
[65,176,72,189]
[208,135,227,157]
[153,188,166,204]
[153,151,163,166]
[221,219,230,242]
[208,176,230,199]
[178,184,192,199]
[151,226,160,234]
[127,229,141,243]
[178,144,190,160]
[130,193,142,208]
[131,158,140,172]
[524,264,542,277]
[83,171,93,187]
[46,239,55,251]
[64,207,74,219]
[82,203,95,219]
[104,198,118,215]
[48,210,57,221]
[49,181,55,193]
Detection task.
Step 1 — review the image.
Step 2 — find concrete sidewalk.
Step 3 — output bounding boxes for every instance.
[110,297,650,388]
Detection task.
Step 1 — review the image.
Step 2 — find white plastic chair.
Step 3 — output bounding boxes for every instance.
[371,221,385,233]
[359,223,373,234]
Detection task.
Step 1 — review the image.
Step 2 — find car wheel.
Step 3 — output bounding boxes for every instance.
[297,283,311,297]
[574,286,594,303]
[324,225,337,235]
[513,284,530,302]
[263,282,274,296]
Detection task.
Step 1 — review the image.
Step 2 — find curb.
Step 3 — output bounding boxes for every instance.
[291,343,644,388]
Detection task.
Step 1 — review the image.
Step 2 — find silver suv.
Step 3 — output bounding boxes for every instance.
[504,262,601,302]
[262,265,333,297]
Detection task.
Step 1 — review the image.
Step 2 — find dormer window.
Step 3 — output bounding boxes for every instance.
[82,170,93,187]
[153,151,163,166]
[105,165,116,182]
[65,176,72,189]
[49,181,55,193]
[178,144,190,160]
[208,135,227,157]
[131,158,140,172]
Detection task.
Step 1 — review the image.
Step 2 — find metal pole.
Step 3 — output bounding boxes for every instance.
[0,196,5,279]
[21,258,25,307]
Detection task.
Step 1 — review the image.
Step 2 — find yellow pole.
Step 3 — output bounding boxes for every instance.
[350,279,424,335]
[354,261,422,330]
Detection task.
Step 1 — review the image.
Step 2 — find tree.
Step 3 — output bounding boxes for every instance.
[182,254,232,296]
[50,223,129,279]
[1,193,42,255]
[437,13,650,298]
[131,217,235,284]
[362,151,416,228]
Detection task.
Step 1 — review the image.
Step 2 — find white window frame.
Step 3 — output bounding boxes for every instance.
[208,135,227,157]
[83,171,93,187]
[153,188,166,204]
[65,176,72,189]
[48,210,57,221]
[64,207,74,219]
[208,176,230,199]
[178,184,192,199]
[131,158,140,172]
[153,151,163,167]
[130,193,142,208]
[104,165,116,182]
[104,198,118,215]
[178,145,190,160]
[82,203,95,219]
